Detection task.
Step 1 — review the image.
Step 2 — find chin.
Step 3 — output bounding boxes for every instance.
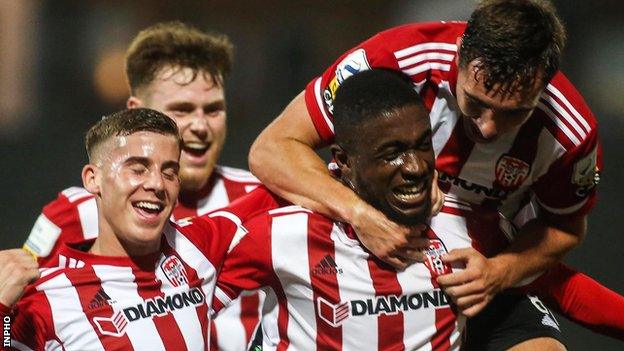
[180,167,214,191]
[387,203,430,226]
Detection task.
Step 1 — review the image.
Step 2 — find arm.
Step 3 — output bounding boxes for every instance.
[212,215,273,315]
[0,249,45,351]
[249,92,430,269]
[526,263,624,341]
[438,212,585,317]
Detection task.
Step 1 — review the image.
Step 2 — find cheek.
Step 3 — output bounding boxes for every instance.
[209,117,227,139]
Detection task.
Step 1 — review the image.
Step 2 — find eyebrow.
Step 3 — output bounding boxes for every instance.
[166,99,226,112]
[464,90,533,113]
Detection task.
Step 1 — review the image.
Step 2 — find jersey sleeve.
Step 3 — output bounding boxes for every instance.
[531,75,602,218]
[23,187,97,267]
[212,214,273,315]
[523,263,624,341]
[303,32,399,143]
[0,291,51,350]
[216,186,285,222]
[303,22,464,143]
[177,214,245,271]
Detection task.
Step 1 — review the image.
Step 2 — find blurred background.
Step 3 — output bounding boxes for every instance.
[0,0,622,348]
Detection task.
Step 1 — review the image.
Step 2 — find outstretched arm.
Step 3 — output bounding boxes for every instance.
[527,263,624,341]
[249,92,431,269]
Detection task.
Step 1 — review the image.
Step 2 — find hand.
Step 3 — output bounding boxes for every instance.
[436,248,504,317]
[350,202,429,270]
[0,249,40,308]
[429,171,444,217]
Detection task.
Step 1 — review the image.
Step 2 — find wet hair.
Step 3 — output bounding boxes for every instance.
[125,21,233,94]
[85,108,180,161]
[459,0,566,92]
[333,69,424,148]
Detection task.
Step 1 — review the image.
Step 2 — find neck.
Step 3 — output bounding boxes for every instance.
[90,222,161,257]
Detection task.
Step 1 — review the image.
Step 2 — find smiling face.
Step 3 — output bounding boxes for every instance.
[455,59,545,144]
[83,131,180,256]
[129,67,226,191]
[337,104,434,226]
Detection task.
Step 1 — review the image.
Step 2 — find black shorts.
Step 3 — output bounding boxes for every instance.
[463,292,565,351]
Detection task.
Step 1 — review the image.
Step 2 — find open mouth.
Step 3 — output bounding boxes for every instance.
[392,182,427,205]
[132,200,165,218]
[182,141,211,157]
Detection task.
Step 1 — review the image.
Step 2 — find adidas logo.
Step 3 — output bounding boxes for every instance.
[541,314,560,331]
[89,288,115,309]
[311,255,343,275]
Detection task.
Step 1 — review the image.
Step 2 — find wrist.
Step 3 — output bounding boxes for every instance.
[488,254,520,290]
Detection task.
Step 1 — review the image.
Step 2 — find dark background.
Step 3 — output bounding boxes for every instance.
[0,1,622,349]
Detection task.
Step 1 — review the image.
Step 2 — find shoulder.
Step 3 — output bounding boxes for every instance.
[214,165,260,185]
[376,21,466,45]
[535,72,598,151]
[41,187,95,216]
[27,187,97,259]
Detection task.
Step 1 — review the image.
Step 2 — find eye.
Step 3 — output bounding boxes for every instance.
[129,164,148,175]
[204,105,225,117]
[381,149,401,161]
[162,168,179,181]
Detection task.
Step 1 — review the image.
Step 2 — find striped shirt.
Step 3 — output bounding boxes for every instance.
[23,165,263,351]
[304,22,601,220]
[6,214,244,351]
[213,199,491,351]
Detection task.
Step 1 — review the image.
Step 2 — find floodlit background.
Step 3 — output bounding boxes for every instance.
[0,1,622,348]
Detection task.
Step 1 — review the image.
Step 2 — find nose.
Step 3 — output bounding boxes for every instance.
[188,111,212,140]
[401,152,428,179]
[144,169,166,198]
[474,110,498,140]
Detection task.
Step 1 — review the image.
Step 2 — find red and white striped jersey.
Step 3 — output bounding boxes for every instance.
[213,199,499,351]
[4,214,244,351]
[304,22,601,219]
[23,165,262,351]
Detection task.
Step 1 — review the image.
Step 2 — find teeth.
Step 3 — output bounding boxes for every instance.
[135,201,162,211]
[395,184,424,195]
[184,142,209,150]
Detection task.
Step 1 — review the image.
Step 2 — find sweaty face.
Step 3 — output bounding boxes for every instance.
[141,67,226,191]
[455,60,544,143]
[344,105,434,226]
[92,132,180,254]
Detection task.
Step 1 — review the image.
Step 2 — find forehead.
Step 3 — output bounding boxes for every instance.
[461,61,544,105]
[106,131,180,160]
[144,67,224,104]
[354,105,429,147]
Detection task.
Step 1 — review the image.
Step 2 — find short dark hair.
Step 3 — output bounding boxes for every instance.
[333,69,424,148]
[459,0,566,92]
[86,108,180,161]
[125,21,233,94]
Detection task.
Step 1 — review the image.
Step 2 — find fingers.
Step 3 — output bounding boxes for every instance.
[460,300,489,318]
[0,249,40,307]
[443,279,486,299]
[440,247,479,264]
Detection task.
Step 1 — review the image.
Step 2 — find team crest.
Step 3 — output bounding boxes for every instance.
[160,255,189,287]
[421,239,452,278]
[495,154,531,189]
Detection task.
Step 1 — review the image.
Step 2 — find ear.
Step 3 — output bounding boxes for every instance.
[330,143,352,179]
[126,96,144,109]
[82,164,101,196]
[455,36,462,65]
